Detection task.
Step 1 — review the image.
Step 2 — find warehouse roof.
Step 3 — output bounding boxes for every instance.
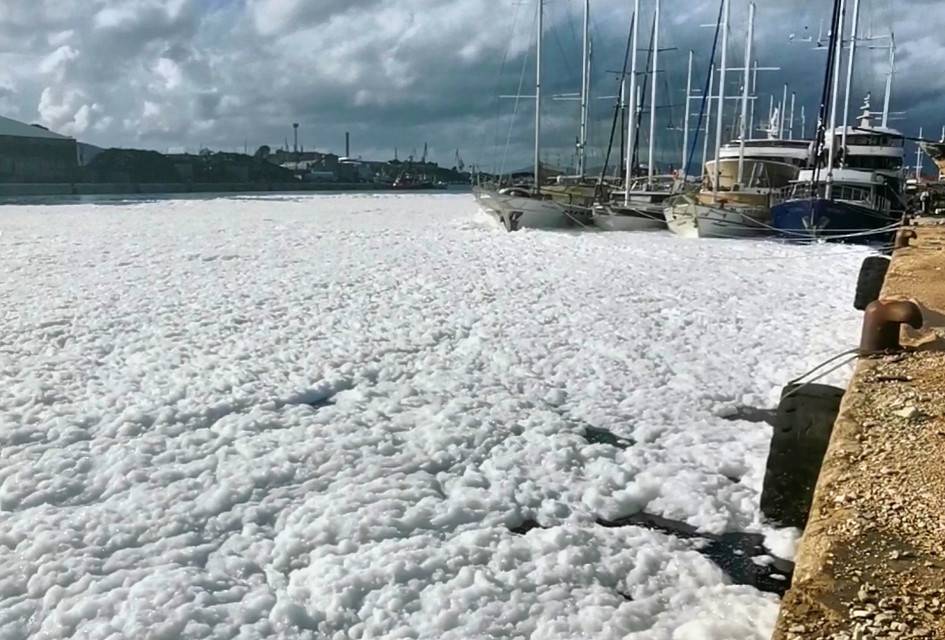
[0,115,71,140]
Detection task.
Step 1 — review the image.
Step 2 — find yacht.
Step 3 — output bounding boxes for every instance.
[473,182,577,231]
[703,138,812,192]
[594,175,673,231]
[771,109,905,241]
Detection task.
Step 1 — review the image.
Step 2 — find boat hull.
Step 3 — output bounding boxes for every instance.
[594,205,666,231]
[664,202,770,239]
[473,187,575,231]
[771,198,899,242]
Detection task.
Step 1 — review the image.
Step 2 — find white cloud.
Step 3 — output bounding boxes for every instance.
[0,0,939,167]
[154,57,183,90]
[38,45,79,76]
[37,86,90,135]
[47,30,75,47]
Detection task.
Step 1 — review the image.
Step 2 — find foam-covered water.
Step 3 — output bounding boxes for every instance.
[0,194,869,639]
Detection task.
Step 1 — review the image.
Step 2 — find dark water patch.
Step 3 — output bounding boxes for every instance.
[583,426,635,449]
[720,406,779,427]
[506,513,793,596]
[508,519,545,535]
[596,513,794,596]
[283,383,354,410]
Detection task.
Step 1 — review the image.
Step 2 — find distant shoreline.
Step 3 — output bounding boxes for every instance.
[0,182,471,205]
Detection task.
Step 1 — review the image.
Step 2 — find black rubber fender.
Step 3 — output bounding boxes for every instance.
[760,383,844,529]
[853,256,891,311]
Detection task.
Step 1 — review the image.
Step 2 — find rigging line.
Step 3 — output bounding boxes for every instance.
[632,12,657,173]
[595,10,636,199]
[491,0,527,174]
[809,0,844,202]
[684,0,725,179]
[551,3,579,84]
[659,42,679,169]
[565,0,581,62]
[498,1,538,179]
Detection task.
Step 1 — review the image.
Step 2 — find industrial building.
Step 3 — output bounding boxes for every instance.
[0,115,77,182]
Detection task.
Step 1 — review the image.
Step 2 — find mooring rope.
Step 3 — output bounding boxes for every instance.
[781,346,898,401]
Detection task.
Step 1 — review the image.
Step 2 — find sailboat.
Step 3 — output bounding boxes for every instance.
[770,0,904,241]
[594,0,670,231]
[664,0,774,239]
[540,0,602,213]
[473,0,579,231]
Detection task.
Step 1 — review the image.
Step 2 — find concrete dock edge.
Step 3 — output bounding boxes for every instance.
[773,220,945,639]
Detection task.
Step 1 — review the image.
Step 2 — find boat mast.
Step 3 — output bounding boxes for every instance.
[624,0,641,204]
[535,0,543,194]
[748,61,758,140]
[737,2,755,188]
[916,127,924,181]
[647,0,661,187]
[713,0,729,195]
[825,0,846,200]
[809,0,844,230]
[801,105,806,139]
[882,33,895,128]
[682,49,693,181]
[578,0,590,177]
[779,84,788,140]
[840,0,861,165]
[789,92,796,139]
[620,77,627,177]
[704,64,715,181]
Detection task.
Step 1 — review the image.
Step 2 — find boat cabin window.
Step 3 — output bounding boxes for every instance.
[844,155,903,171]
[842,134,904,148]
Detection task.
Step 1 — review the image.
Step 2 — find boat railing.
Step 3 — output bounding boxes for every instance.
[773,182,874,207]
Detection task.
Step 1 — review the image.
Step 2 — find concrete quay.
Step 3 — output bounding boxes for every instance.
[774,220,945,639]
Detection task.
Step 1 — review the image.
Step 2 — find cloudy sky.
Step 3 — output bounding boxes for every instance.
[0,0,940,170]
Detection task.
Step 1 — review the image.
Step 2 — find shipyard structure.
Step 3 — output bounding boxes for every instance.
[0,116,78,183]
[0,114,470,195]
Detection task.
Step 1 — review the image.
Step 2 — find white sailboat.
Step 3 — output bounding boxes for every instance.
[664,0,771,239]
[594,0,669,231]
[474,0,573,231]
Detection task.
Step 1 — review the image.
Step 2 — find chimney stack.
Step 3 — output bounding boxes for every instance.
[345,131,350,158]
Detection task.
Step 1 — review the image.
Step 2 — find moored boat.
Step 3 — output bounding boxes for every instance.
[473,184,576,231]
[703,138,812,192]
[770,0,904,243]
[664,191,770,239]
[477,0,594,232]
[594,175,674,231]
[771,111,905,242]
[593,203,666,231]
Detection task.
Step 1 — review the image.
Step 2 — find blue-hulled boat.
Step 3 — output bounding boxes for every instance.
[771,108,905,243]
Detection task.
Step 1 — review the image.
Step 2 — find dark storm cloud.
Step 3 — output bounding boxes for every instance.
[0,0,939,168]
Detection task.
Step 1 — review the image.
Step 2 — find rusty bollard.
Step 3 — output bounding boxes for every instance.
[860,300,923,353]
[894,228,917,250]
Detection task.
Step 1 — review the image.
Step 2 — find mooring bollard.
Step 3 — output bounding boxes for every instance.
[860,299,924,353]
[894,228,917,251]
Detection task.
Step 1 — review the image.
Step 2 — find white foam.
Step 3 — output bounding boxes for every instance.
[0,193,869,638]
